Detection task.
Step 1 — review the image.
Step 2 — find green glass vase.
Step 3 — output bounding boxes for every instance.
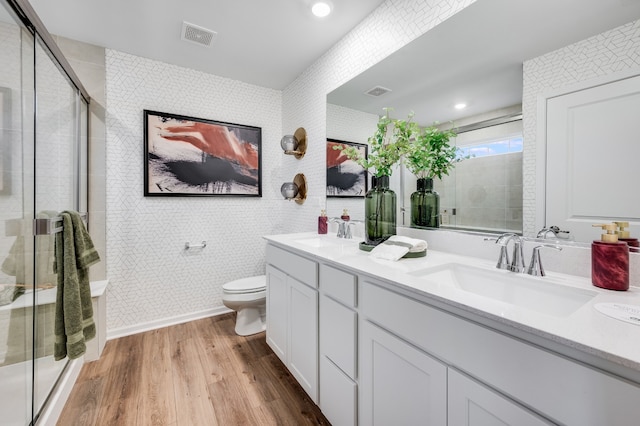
[365,176,396,245]
[410,177,440,228]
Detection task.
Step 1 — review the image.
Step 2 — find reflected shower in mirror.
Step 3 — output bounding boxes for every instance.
[400,106,523,235]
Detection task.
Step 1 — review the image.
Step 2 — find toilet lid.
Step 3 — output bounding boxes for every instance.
[223,275,266,293]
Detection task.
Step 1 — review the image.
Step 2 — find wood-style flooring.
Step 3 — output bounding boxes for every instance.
[57,313,329,426]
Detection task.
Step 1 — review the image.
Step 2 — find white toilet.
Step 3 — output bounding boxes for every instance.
[222,275,266,336]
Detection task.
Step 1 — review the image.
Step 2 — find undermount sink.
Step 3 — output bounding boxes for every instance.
[410,263,598,317]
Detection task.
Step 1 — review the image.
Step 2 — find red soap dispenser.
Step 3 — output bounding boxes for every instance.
[615,221,639,249]
[591,223,629,291]
[318,210,328,234]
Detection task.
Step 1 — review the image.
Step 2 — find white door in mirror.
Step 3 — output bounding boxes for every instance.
[546,74,640,242]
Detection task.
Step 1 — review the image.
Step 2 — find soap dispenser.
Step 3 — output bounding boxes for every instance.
[341,209,350,221]
[318,210,328,234]
[615,221,639,249]
[591,223,629,291]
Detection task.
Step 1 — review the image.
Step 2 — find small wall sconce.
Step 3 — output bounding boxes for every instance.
[280,173,307,205]
[280,128,307,159]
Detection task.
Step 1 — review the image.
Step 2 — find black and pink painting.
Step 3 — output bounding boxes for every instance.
[144,110,261,196]
[326,139,368,197]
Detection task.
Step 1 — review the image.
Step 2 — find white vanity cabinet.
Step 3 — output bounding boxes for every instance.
[360,278,640,426]
[319,263,358,426]
[265,245,318,402]
[264,237,640,426]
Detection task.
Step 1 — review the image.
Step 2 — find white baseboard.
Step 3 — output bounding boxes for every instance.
[106,306,232,340]
[36,357,84,426]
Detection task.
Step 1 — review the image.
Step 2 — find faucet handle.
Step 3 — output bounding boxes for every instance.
[527,244,562,276]
[485,236,511,270]
[510,237,525,273]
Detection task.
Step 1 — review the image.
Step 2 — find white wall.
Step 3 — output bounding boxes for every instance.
[105,50,283,333]
[522,19,640,236]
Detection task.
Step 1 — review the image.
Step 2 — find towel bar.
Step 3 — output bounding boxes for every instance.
[33,212,88,236]
[185,241,207,250]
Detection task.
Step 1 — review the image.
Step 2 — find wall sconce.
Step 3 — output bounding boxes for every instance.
[280,173,307,205]
[280,128,307,159]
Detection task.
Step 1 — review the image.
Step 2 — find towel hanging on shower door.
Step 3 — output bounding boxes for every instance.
[53,210,100,360]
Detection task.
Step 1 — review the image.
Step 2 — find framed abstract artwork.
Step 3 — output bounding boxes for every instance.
[144,110,261,197]
[326,139,368,197]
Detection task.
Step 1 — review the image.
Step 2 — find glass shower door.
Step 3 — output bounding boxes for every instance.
[0,6,35,425]
[33,35,84,417]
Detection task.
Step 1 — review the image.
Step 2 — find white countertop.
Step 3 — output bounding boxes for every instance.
[264,232,640,373]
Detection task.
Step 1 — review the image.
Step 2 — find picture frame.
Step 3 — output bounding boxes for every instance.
[326,139,368,197]
[144,110,262,197]
[0,87,11,196]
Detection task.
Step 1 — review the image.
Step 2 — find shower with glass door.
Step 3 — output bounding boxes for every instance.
[0,0,89,423]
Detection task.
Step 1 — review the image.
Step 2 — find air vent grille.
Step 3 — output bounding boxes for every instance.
[181,21,217,47]
[365,86,392,97]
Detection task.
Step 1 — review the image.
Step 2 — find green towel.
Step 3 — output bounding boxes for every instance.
[54,211,100,360]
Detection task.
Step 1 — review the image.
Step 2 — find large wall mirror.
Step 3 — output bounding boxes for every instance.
[326,0,640,243]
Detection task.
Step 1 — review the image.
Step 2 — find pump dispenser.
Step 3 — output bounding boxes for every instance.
[615,221,639,249]
[318,210,328,234]
[591,223,629,291]
[341,209,350,221]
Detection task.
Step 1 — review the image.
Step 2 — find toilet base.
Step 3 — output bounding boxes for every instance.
[234,307,266,336]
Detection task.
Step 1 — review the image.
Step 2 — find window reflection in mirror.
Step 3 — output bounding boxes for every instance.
[399,106,523,234]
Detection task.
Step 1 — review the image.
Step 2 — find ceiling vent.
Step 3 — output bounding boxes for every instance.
[181,21,217,47]
[365,86,392,97]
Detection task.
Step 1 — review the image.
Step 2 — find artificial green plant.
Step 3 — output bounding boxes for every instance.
[403,124,463,180]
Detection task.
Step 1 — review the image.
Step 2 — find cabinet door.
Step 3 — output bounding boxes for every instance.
[288,277,318,402]
[320,356,357,426]
[320,295,357,379]
[360,321,447,426]
[448,369,551,426]
[266,265,287,363]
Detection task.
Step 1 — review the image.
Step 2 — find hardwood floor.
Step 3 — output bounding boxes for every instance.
[57,313,330,426]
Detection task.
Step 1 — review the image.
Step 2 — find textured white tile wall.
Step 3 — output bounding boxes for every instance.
[105,50,282,330]
[522,19,640,236]
[326,103,379,221]
[281,0,478,232]
[0,21,24,285]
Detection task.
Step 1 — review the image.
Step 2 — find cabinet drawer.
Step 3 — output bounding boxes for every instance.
[320,295,357,379]
[320,356,357,426]
[361,280,640,426]
[319,263,356,307]
[266,244,317,288]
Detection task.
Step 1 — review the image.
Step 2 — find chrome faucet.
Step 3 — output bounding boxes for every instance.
[537,226,559,239]
[527,244,562,276]
[330,218,361,239]
[495,233,525,273]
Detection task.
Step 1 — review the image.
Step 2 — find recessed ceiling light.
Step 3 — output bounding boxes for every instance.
[454,103,467,110]
[312,2,332,18]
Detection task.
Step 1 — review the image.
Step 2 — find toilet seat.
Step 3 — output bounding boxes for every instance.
[223,275,266,294]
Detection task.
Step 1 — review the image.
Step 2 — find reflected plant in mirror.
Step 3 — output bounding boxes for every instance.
[403,125,465,229]
[333,108,414,178]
